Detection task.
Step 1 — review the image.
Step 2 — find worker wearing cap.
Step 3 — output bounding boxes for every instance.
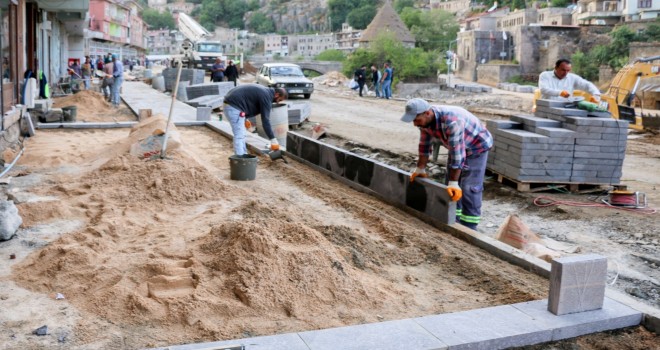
[539,58,601,102]
[401,98,493,230]
[223,84,288,155]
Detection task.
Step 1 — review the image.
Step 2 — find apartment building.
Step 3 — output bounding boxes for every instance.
[88,0,147,61]
[293,33,336,57]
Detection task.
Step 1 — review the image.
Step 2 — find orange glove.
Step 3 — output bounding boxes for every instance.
[270,138,280,151]
[447,181,462,202]
[559,90,570,98]
[245,120,252,129]
[589,96,600,103]
[409,167,428,183]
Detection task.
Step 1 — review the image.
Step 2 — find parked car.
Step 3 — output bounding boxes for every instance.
[256,63,314,99]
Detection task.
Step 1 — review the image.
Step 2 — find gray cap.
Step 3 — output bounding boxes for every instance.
[401,98,431,122]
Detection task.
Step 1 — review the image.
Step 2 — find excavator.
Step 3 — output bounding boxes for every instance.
[533,55,660,130]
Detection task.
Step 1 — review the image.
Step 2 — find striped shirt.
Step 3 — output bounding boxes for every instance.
[418,105,493,169]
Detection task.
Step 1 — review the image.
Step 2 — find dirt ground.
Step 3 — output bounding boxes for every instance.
[0,77,657,350]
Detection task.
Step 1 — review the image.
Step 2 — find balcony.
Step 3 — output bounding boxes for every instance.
[576,1,621,24]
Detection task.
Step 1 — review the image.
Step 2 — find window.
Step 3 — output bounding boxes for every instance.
[638,0,651,8]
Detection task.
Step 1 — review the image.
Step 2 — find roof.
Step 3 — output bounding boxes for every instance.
[359,1,415,44]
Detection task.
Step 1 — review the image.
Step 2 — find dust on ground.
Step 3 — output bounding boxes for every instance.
[0,123,551,349]
[52,90,136,123]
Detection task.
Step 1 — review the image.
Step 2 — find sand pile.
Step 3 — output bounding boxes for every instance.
[52,90,112,116]
[312,71,349,87]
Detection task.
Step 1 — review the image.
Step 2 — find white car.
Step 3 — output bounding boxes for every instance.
[256,63,314,99]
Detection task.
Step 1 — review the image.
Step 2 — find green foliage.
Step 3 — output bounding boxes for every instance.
[405,9,459,52]
[506,75,538,86]
[344,32,438,82]
[570,51,599,81]
[347,5,377,29]
[197,0,249,30]
[638,20,660,42]
[248,0,260,11]
[328,0,378,31]
[400,7,421,28]
[142,9,175,30]
[550,0,570,7]
[394,0,415,13]
[315,49,346,61]
[511,0,526,10]
[249,13,275,34]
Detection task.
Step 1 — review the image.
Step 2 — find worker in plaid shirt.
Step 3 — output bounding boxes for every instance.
[401,98,493,230]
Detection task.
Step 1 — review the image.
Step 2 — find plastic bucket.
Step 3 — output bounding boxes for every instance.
[257,103,288,148]
[229,154,258,181]
[62,106,77,122]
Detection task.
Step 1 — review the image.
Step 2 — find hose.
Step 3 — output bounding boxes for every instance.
[0,147,24,178]
[533,195,656,214]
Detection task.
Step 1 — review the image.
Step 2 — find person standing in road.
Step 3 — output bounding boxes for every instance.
[110,54,124,107]
[354,65,367,97]
[81,57,92,90]
[371,65,382,98]
[222,84,288,155]
[101,56,114,101]
[539,58,601,102]
[381,62,393,99]
[401,98,493,230]
[225,60,239,86]
[211,57,225,82]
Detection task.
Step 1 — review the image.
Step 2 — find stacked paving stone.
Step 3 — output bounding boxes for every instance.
[487,99,628,184]
[286,101,312,125]
[497,83,535,93]
[162,68,205,92]
[454,83,492,93]
[185,82,235,109]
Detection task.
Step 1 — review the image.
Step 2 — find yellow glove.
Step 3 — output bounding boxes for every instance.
[559,90,570,98]
[245,120,252,129]
[447,181,463,202]
[270,138,280,151]
[589,96,600,103]
[409,167,428,183]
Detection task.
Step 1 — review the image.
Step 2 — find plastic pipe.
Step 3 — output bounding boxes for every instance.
[0,147,24,178]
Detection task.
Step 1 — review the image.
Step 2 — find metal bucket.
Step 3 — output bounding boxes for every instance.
[257,103,288,148]
[229,154,258,181]
[62,106,77,122]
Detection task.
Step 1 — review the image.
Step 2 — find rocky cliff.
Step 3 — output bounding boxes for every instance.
[246,0,329,33]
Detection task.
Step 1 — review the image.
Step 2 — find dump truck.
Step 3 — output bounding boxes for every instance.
[176,12,223,71]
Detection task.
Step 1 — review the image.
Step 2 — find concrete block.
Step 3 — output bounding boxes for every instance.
[196,107,212,121]
[157,333,310,350]
[587,111,612,118]
[513,298,642,341]
[548,254,607,315]
[486,119,522,130]
[176,81,190,102]
[575,138,626,147]
[507,146,574,158]
[573,158,623,166]
[299,319,447,350]
[516,85,536,93]
[531,127,576,138]
[536,99,568,108]
[547,107,589,117]
[415,304,552,349]
[493,129,550,144]
[511,114,562,128]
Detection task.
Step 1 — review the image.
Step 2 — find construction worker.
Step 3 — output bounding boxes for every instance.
[223,84,288,155]
[401,98,493,230]
[539,58,601,102]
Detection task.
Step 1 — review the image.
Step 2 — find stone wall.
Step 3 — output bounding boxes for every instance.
[629,42,660,60]
[0,108,24,164]
[477,64,521,86]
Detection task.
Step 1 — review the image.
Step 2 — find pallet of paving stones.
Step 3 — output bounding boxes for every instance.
[486,169,609,193]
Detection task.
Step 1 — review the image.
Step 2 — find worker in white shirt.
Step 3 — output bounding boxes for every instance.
[538,59,601,103]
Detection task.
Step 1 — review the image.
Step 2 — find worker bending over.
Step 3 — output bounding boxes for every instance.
[539,58,601,102]
[223,84,287,155]
[402,98,493,230]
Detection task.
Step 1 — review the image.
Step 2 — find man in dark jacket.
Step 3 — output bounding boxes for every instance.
[354,65,367,97]
[223,84,288,155]
[211,57,225,82]
[225,60,239,86]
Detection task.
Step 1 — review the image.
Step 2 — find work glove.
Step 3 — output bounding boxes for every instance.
[447,181,463,202]
[409,167,428,183]
[559,90,570,98]
[244,119,252,131]
[270,138,280,151]
[589,96,600,103]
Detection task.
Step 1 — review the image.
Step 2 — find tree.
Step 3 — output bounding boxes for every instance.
[570,51,599,81]
[315,49,346,61]
[394,0,415,13]
[142,9,175,30]
[329,0,378,32]
[550,0,570,7]
[400,7,421,29]
[408,9,459,52]
[249,12,275,34]
[347,5,377,30]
